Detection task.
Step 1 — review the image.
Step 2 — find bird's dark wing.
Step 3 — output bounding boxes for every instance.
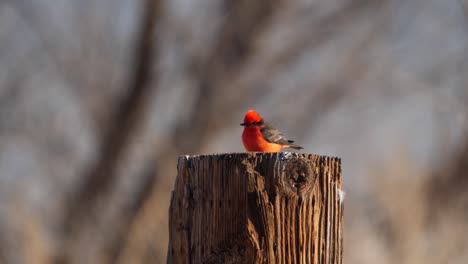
[261,123,295,145]
[261,122,304,149]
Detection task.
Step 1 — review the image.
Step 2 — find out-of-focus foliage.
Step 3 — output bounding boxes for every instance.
[0,0,467,263]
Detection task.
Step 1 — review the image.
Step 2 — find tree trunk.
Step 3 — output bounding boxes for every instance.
[168,152,343,264]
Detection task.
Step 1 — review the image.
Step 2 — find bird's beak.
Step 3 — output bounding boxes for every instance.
[240,123,247,126]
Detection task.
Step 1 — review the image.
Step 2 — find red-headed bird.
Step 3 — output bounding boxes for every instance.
[241,109,303,152]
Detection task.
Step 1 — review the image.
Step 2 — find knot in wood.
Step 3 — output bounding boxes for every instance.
[280,157,316,198]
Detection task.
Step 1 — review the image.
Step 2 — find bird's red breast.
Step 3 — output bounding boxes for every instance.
[242,126,284,152]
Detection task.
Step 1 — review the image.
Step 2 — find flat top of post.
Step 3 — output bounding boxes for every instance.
[178,152,341,162]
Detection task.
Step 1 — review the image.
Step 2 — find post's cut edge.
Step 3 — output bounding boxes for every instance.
[177,152,341,161]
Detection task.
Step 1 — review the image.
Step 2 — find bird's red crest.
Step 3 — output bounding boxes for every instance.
[244,109,262,123]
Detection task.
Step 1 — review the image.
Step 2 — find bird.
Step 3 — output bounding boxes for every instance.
[241,109,303,152]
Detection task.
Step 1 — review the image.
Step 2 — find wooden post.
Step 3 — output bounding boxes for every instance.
[168,152,343,264]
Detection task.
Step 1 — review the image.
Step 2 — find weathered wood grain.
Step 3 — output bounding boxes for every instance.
[168,152,343,264]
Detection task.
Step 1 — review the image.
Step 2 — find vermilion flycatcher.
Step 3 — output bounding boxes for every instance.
[241,109,303,152]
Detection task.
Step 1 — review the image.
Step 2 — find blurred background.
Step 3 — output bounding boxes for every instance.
[1,0,468,263]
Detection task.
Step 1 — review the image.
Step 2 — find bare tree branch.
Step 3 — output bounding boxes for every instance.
[56,0,161,263]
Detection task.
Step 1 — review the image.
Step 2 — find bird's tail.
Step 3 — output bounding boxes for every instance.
[287,144,304,150]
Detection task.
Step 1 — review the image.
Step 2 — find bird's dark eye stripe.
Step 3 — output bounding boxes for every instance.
[253,119,264,126]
